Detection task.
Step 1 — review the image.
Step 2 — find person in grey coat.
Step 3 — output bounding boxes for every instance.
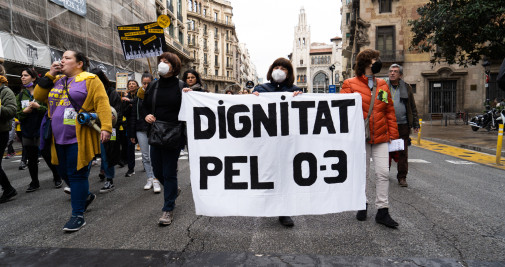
[385,64,419,187]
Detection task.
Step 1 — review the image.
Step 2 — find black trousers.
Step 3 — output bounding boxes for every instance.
[24,144,40,187]
[0,131,14,191]
[40,144,63,185]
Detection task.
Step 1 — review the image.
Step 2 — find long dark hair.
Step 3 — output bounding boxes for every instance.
[182,69,203,86]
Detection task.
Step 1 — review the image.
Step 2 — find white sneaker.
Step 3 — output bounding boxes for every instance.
[144,178,154,190]
[153,179,161,193]
[64,187,71,194]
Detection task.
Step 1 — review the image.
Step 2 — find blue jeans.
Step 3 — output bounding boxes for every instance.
[150,145,180,212]
[136,131,155,179]
[100,143,115,179]
[55,143,91,216]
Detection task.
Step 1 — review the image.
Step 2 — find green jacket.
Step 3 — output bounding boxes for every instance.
[16,88,47,120]
[16,88,47,138]
[0,83,17,133]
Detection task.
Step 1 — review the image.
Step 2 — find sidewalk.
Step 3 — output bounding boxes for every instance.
[412,121,504,157]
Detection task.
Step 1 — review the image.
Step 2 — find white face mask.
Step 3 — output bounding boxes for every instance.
[158,62,170,76]
[272,69,287,83]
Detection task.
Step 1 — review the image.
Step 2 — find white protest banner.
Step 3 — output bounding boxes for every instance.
[179,92,366,217]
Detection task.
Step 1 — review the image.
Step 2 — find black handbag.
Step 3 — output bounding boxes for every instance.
[149,120,184,149]
[147,81,184,149]
[42,112,52,141]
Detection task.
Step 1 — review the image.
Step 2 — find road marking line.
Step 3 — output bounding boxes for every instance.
[408,159,430,163]
[413,139,505,170]
[179,156,188,160]
[446,160,476,165]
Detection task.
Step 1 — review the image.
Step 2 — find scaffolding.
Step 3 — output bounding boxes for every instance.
[0,0,159,83]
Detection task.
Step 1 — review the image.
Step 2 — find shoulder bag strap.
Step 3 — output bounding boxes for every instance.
[150,80,159,116]
[64,77,89,113]
[366,79,378,120]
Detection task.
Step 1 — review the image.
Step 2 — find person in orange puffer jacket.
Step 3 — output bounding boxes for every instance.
[341,49,400,228]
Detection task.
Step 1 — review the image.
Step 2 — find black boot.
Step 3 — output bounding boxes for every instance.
[356,204,368,221]
[278,216,294,227]
[0,188,17,203]
[375,208,399,228]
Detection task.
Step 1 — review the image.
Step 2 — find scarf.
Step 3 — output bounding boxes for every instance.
[0,75,8,85]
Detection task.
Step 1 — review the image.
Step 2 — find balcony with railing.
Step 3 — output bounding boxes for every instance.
[188,27,199,34]
[164,32,191,60]
[379,50,404,63]
[201,75,236,82]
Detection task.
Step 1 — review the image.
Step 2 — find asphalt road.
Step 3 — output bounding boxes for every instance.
[0,146,504,266]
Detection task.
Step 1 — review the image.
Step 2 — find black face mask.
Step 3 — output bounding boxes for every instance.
[371,59,382,74]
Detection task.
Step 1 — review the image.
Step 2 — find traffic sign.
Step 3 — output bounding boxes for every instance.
[329,85,336,93]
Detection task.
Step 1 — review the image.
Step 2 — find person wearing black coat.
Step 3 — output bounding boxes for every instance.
[142,52,184,226]
[252,57,302,228]
[119,80,137,177]
[129,72,159,192]
[90,69,121,193]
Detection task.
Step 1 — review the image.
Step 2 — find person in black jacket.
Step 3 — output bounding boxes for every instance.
[90,69,121,193]
[129,72,160,193]
[252,57,302,228]
[119,80,137,177]
[16,68,57,192]
[143,52,184,226]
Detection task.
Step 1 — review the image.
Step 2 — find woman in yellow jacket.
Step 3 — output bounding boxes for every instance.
[34,50,112,232]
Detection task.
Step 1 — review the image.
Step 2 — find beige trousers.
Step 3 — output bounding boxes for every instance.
[365,142,390,209]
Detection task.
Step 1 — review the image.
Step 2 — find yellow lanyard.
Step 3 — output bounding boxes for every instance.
[391,85,399,103]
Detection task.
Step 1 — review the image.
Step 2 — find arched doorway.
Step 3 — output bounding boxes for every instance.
[313,72,328,93]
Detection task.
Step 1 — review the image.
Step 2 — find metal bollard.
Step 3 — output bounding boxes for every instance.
[417,119,422,145]
[497,124,504,165]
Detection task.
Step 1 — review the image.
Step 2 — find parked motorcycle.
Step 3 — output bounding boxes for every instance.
[469,108,504,131]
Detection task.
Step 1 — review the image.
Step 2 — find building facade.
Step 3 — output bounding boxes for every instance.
[157,0,193,70]
[237,43,258,89]
[291,8,342,93]
[340,0,503,116]
[186,0,240,93]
